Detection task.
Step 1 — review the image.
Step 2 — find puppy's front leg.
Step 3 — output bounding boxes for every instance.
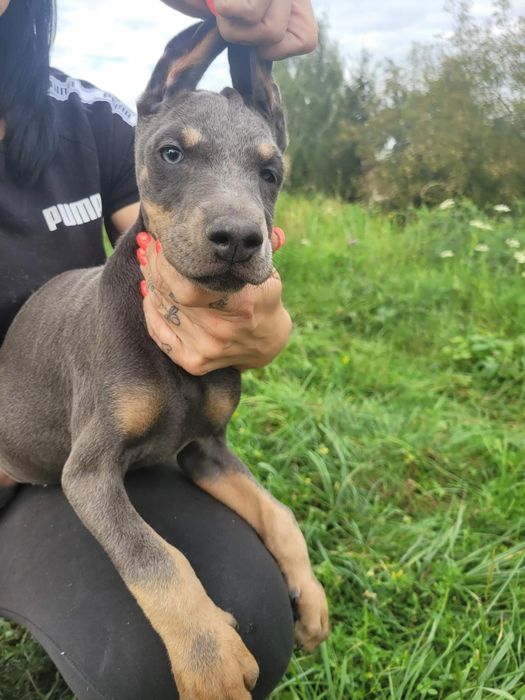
[179,437,329,652]
[61,427,258,700]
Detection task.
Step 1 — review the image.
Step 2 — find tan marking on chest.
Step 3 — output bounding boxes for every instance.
[203,385,238,427]
[115,387,164,438]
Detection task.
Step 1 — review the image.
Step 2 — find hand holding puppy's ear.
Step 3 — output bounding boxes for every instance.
[161,0,318,60]
[216,0,317,60]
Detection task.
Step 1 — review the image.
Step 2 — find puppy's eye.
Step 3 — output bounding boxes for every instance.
[261,168,278,185]
[160,146,184,164]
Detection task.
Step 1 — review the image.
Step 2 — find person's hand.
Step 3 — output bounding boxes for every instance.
[161,0,318,60]
[0,0,11,18]
[136,228,291,375]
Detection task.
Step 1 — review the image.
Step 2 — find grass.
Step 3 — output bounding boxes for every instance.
[1,194,525,699]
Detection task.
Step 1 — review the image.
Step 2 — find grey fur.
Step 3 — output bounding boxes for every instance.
[0,19,290,692]
[137,87,285,291]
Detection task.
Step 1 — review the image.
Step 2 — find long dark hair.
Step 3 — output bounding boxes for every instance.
[0,0,57,185]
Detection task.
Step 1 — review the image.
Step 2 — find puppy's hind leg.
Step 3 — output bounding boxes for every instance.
[61,424,259,700]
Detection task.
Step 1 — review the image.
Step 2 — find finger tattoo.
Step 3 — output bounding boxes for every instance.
[164,304,181,326]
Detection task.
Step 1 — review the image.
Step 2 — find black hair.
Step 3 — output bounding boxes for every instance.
[0,0,57,185]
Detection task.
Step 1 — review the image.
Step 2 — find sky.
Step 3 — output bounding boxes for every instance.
[52,0,522,110]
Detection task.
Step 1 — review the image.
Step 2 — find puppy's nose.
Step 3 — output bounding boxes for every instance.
[208,226,263,263]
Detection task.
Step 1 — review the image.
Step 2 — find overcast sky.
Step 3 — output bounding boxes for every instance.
[52,0,522,110]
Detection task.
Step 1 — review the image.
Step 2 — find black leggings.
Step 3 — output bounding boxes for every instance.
[0,467,294,699]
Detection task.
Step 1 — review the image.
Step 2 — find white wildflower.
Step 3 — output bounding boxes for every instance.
[494,204,511,213]
[506,238,520,249]
[474,244,489,253]
[514,252,525,264]
[469,220,493,231]
[439,199,455,210]
[439,250,454,258]
[300,239,312,246]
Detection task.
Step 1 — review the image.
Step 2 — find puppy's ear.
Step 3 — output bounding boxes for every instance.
[138,20,226,116]
[228,46,287,151]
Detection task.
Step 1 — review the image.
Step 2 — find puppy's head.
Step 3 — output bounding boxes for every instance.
[136,20,287,293]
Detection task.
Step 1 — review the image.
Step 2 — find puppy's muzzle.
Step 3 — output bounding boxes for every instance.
[207,224,264,264]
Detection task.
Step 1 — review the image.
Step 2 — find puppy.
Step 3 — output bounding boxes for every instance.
[0,20,328,699]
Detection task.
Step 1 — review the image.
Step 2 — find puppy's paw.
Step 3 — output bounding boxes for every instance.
[290,576,329,652]
[174,604,259,700]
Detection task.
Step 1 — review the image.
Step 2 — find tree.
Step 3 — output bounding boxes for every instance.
[361,0,525,207]
[275,23,347,195]
[277,1,525,208]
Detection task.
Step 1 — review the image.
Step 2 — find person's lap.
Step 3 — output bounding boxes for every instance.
[0,466,294,700]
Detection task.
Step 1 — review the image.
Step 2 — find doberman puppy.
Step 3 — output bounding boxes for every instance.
[0,20,328,699]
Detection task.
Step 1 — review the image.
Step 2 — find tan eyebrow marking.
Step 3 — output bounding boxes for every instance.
[181,127,202,148]
[257,143,277,161]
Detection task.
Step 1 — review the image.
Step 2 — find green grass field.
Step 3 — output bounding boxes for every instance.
[1,194,525,699]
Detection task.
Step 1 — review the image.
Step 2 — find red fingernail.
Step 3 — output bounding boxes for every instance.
[273,226,286,250]
[136,231,153,249]
[206,0,217,16]
[136,248,148,266]
[139,280,148,298]
[155,240,162,254]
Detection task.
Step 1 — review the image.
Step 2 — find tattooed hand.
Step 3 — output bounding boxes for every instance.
[139,229,291,375]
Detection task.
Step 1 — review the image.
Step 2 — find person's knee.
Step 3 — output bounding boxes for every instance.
[209,534,295,700]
